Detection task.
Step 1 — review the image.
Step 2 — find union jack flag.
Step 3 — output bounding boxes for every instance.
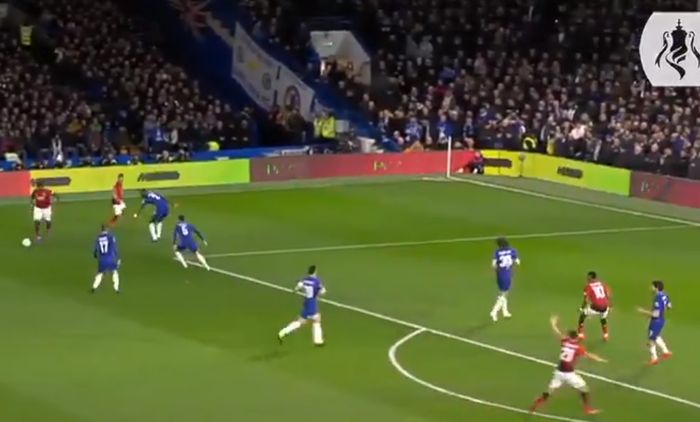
[169,0,211,39]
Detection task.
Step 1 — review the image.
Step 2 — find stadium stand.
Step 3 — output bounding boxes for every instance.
[1,0,311,169]
[239,0,700,178]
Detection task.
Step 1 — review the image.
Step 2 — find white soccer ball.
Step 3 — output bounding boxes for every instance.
[21,238,32,247]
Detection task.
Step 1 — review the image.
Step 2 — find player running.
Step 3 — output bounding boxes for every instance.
[577,271,612,341]
[637,280,673,365]
[278,265,326,346]
[133,190,170,241]
[173,215,210,270]
[530,315,607,416]
[109,173,126,226]
[31,181,56,241]
[91,225,121,294]
[490,237,520,322]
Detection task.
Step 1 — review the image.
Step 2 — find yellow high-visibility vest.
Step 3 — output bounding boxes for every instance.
[20,25,33,47]
[320,117,336,139]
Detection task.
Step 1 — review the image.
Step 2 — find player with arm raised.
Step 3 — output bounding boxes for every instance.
[577,271,612,341]
[490,237,520,322]
[278,265,326,346]
[173,215,210,270]
[91,225,121,294]
[637,280,673,365]
[133,190,170,241]
[31,181,56,241]
[109,173,126,226]
[530,315,607,416]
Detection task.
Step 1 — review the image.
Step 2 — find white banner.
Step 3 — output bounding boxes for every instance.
[232,23,277,109]
[232,23,319,121]
[276,65,317,120]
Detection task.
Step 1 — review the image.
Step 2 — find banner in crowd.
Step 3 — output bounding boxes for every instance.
[521,154,630,195]
[0,171,31,197]
[250,151,468,182]
[630,171,700,208]
[232,24,317,120]
[30,160,250,194]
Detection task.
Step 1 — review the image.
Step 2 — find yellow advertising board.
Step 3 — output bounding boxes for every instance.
[29,160,250,194]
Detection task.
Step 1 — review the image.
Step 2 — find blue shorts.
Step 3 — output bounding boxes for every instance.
[648,319,665,340]
[151,208,169,223]
[300,301,319,319]
[98,259,118,273]
[497,275,512,293]
[176,243,198,253]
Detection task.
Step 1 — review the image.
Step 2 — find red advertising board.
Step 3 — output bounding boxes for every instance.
[0,171,31,197]
[630,171,700,208]
[251,151,468,182]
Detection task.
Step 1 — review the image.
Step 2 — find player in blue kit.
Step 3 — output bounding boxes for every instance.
[91,225,120,293]
[490,237,520,322]
[173,215,210,271]
[637,280,673,365]
[133,190,170,241]
[277,265,326,346]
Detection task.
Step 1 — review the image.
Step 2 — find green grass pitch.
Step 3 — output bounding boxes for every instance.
[1,175,699,421]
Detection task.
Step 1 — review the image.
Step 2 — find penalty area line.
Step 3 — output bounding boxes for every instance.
[193,263,700,411]
[206,224,686,259]
[388,328,589,422]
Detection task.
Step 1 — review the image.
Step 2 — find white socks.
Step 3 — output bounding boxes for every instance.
[148,222,163,241]
[656,337,670,354]
[650,343,658,361]
[279,320,302,338]
[175,251,188,268]
[278,320,324,345]
[92,273,103,290]
[92,272,119,292]
[312,321,324,345]
[195,252,210,270]
[174,251,210,270]
[491,295,511,318]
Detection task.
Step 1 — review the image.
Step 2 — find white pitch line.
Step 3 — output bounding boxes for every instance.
[192,263,700,411]
[444,175,700,227]
[388,328,589,422]
[206,224,687,259]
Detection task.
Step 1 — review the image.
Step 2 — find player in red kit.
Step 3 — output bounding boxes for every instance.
[109,174,126,226]
[577,271,612,341]
[530,315,607,416]
[31,181,56,240]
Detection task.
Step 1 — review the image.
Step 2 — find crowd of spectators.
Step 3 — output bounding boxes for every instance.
[1,0,316,170]
[244,0,700,179]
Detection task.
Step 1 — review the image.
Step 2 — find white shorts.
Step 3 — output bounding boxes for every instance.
[583,305,610,318]
[113,202,127,216]
[548,370,587,391]
[33,206,52,222]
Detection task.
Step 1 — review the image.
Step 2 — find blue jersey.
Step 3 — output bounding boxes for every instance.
[143,191,170,221]
[173,222,204,252]
[648,292,672,340]
[94,231,119,273]
[297,275,324,319]
[493,247,519,291]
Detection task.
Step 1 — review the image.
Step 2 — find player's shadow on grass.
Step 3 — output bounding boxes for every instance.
[455,321,494,338]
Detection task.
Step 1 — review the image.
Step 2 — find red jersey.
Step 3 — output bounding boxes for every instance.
[112,181,124,204]
[558,338,586,372]
[32,188,53,209]
[584,280,611,310]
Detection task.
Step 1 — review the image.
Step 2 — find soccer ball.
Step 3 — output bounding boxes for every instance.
[21,238,32,247]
